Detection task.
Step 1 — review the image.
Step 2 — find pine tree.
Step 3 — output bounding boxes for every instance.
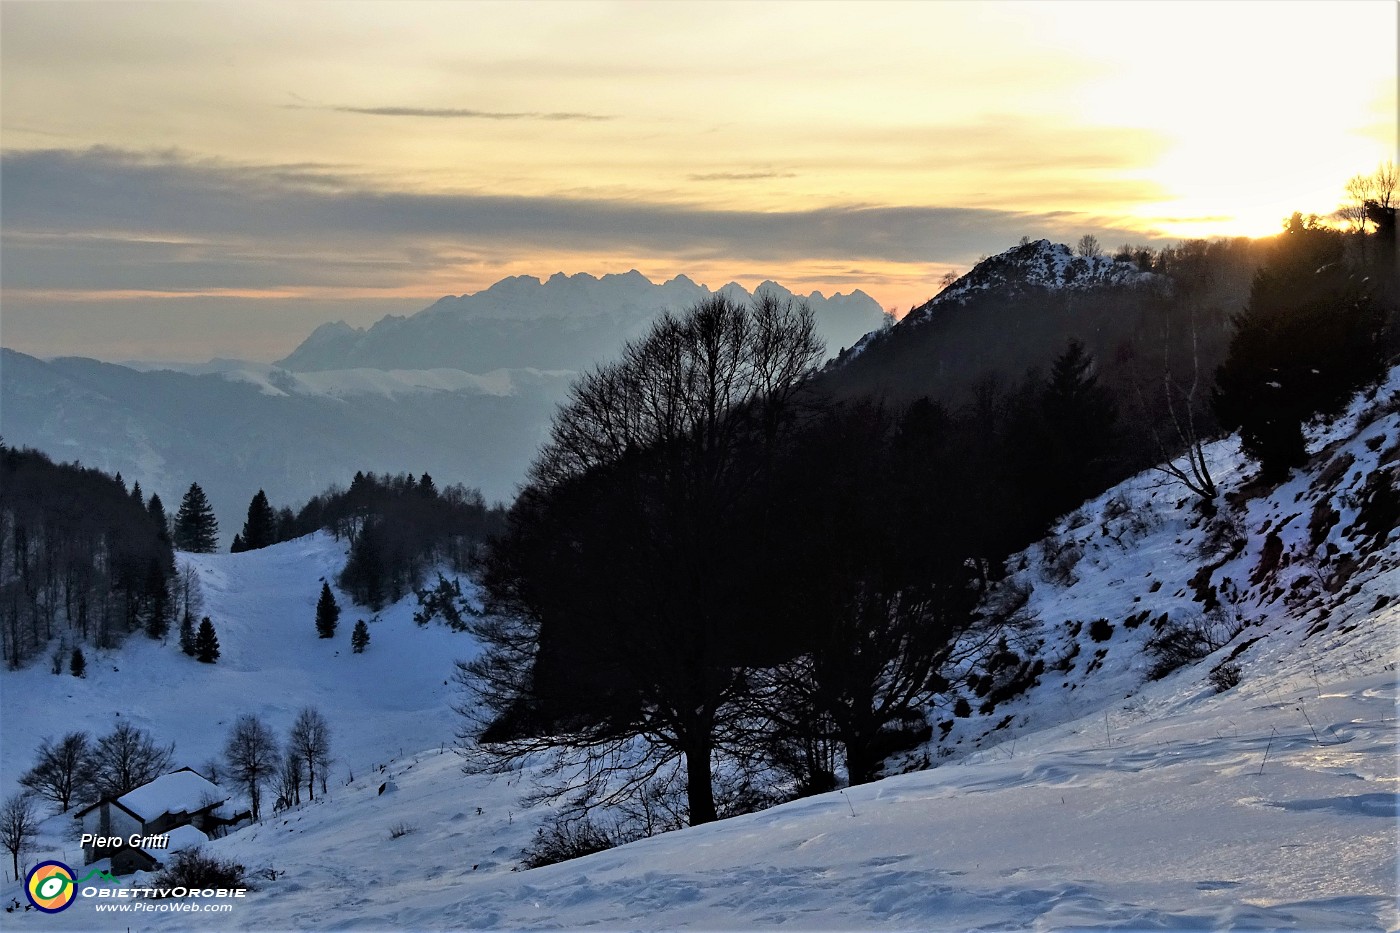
[173,483,219,552]
[238,490,278,551]
[130,481,144,506]
[179,609,197,656]
[1214,213,1386,482]
[147,493,171,546]
[417,473,437,498]
[70,646,86,678]
[195,617,220,663]
[351,619,370,653]
[144,558,171,640]
[230,533,247,553]
[315,582,340,638]
[1040,339,1118,511]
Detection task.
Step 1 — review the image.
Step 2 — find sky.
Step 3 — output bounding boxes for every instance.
[1,0,1396,362]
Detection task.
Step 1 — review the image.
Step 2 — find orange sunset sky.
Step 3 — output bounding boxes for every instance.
[1,0,1395,360]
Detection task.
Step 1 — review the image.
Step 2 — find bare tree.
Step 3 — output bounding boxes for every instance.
[288,708,331,802]
[1,793,40,880]
[224,715,280,822]
[1076,234,1102,258]
[89,722,173,799]
[272,750,303,811]
[19,732,93,813]
[1138,313,1218,504]
[1339,160,1398,233]
[461,293,825,826]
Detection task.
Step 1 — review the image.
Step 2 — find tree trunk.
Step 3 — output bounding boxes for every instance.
[685,745,718,825]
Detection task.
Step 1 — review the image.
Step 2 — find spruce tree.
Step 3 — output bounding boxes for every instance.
[1040,339,1118,512]
[238,490,278,551]
[195,616,220,663]
[315,582,340,638]
[147,493,171,546]
[174,483,219,552]
[179,609,197,656]
[351,619,370,653]
[69,646,85,678]
[144,558,171,641]
[1215,213,1386,482]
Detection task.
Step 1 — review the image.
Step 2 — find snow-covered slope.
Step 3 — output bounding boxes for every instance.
[3,373,1396,931]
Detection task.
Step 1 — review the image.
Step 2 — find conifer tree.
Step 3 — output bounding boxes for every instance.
[173,483,219,552]
[70,646,85,678]
[147,493,171,546]
[238,490,278,551]
[350,619,370,653]
[1215,213,1386,482]
[315,582,340,638]
[179,609,197,656]
[144,558,171,640]
[195,616,220,663]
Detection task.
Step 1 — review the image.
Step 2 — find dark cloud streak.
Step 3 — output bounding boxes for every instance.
[287,104,614,121]
[1,147,1170,292]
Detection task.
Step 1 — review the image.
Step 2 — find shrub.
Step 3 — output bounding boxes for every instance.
[1208,663,1242,693]
[1088,619,1114,642]
[152,848,245,893]
[1040,539,1082,586]
[521,818,622,869]
[1144,610,1242,680]
[388,822,417,839]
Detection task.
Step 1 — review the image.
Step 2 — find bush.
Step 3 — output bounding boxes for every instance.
[1088,618,1114,642]
[151,848,246,893]
[520,818,622,869]
[388,822,417,839]
[1208,663,1242,693]
[1144,610,1242,680]
[1040,539,1082,586]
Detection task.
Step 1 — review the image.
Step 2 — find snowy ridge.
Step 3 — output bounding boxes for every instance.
[913,239,1158,320]
[2,375,1396,930]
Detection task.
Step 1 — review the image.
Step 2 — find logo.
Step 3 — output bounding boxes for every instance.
[25,861,77,913]
[24,861,121,913]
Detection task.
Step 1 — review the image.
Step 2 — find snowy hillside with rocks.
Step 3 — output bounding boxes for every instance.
[911,239,1158,319]
[2,370,1397,930]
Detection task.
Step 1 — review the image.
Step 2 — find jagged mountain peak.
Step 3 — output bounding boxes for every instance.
[277,272,886,373]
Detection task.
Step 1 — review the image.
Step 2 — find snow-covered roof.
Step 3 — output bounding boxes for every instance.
[117,769,225,820]
[161,824,208,853]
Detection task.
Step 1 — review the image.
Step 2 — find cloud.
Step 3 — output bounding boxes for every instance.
[687,171,798,182]
[316,105,614,122]
[0,147,1170,294]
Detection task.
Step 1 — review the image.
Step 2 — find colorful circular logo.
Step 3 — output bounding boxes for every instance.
[26,860,77,913]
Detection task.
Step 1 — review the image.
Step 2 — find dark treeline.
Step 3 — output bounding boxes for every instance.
[0,444,175,668]
[227,472,507,610]
[302,472,505,610]
[458,187,1396,837]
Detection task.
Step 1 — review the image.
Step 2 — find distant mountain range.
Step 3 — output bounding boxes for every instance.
[1,274,886,545]
[277,271,887,372]
[0,348,573,545]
